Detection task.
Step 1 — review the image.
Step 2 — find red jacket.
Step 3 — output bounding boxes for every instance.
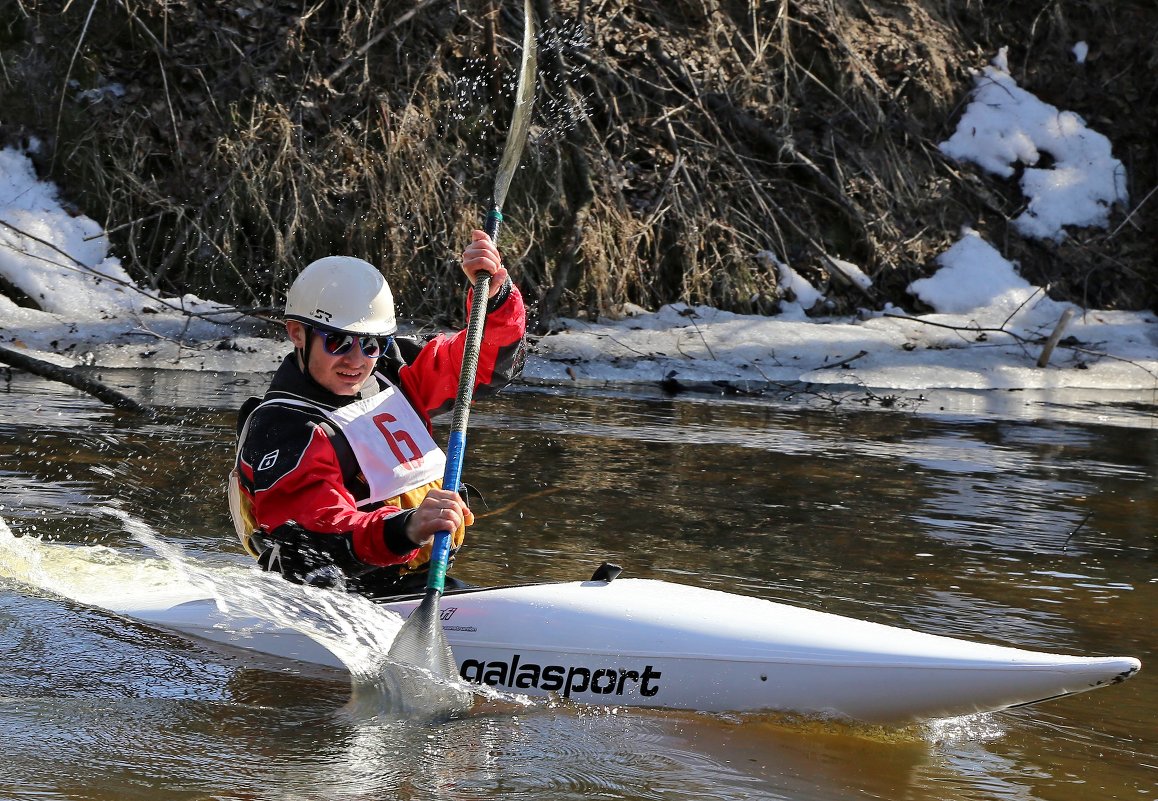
[234,280,525,576]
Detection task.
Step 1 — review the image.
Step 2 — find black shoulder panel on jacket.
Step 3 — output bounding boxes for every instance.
[240,401,326,493]
[237,396,262,436]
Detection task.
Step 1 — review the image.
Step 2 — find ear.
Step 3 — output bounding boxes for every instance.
[286,321,308,349]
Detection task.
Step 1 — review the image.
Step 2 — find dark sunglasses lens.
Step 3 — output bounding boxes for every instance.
[359,336,382,358]
[320,330,382,358]
[321,332,355,355]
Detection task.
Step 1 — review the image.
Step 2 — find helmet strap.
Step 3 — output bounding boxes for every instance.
[295,324,315,381]
[295,326,343,396]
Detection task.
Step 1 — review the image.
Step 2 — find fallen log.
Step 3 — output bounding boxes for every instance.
[0,344,156,418]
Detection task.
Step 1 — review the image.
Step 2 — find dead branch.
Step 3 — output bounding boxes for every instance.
[0,344,156,417]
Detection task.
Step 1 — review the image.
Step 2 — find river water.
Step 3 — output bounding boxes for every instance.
[0,368,1154,800]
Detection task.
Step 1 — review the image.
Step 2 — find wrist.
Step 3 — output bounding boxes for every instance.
[382,509,420,556]
[487,276,512,311]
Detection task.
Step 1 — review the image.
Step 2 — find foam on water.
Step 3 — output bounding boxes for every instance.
[0,511,477,720]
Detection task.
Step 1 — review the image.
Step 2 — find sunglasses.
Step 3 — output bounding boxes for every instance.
[317,330,388,359]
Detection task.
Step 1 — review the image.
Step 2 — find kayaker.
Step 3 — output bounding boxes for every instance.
[228,230,526,597]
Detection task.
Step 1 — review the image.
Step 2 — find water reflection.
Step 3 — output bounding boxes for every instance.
[0,372,1153,800]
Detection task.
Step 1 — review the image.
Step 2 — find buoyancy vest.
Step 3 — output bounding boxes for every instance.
[228,345,459,569]
[227,400,261,552]
[229,388,466,589]
[230,295,525,591]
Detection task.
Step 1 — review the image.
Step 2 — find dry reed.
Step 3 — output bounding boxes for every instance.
[0,0,1153,331]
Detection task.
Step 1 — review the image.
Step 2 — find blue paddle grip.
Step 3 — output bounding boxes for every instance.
[428,530,451,593]
[427,429,468,593]
[443,430,466,490]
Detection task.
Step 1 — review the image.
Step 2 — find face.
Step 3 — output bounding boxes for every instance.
[287,321,376,396]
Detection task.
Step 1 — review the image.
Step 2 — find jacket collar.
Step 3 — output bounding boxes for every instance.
[265,352,382,409]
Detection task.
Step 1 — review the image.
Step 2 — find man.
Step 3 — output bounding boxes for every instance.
[228,230,525,596]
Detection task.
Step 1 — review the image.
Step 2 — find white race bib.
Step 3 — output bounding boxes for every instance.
[323,384,445,506]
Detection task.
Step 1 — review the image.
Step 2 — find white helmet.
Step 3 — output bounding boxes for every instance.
[284,256,397,336]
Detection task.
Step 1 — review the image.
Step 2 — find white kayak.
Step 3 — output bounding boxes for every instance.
[113,569,1140,724]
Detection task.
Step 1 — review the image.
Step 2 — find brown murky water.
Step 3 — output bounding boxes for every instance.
[0,369,1154,800]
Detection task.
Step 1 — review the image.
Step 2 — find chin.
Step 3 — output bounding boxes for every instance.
[327,378,366,395]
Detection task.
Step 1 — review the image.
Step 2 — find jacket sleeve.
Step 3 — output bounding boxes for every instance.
[398,278,527,419]
[244,422,421,567]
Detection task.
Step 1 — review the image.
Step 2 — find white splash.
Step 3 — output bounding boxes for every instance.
[0,511,478,720]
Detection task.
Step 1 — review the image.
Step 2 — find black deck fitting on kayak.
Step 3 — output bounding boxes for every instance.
[590,562,623,582]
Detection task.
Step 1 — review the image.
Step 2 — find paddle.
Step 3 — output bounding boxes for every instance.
[386,0,537,680]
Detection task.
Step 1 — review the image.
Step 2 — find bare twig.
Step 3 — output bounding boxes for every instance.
[1108,183,1157,238]
[1036,307,1075,367]
[51,0,99,171]
[325,0,442,85]
[816,349,869,370]
[881,312,1032,344]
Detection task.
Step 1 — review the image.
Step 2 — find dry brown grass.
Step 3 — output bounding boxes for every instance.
[1,0,1154,329]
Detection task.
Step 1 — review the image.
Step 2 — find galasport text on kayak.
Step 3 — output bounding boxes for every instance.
[439,605,663,699]
[459,654,663,699]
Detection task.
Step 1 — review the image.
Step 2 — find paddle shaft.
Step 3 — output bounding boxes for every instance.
[425,264,491,594]
[423,0,534,595]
